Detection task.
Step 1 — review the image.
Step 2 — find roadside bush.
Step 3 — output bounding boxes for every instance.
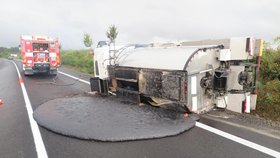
[60,50,94,74]
[256,80,280,121]
[256,48,280,121]
[0,47,19,58]
[0,51,10,58]
[260,49,280,83]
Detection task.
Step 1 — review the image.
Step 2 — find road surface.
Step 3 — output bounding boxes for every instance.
[0,58,279,158]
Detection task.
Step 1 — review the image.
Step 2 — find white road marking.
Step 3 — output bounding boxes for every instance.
[58,69,280,157]
[12,61,48,158]
[58,71,90,84]
[58,71,116,95]
[203,114,280,140]
[196,122,280,157]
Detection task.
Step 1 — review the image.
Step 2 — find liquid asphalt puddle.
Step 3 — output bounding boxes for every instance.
[33,95,198,141]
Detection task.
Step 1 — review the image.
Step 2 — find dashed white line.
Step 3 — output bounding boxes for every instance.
[12,61,48,158]
[196,122,280,157]
[58,69,280,157]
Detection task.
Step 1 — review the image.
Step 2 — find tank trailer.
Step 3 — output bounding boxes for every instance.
[90,37,263,114]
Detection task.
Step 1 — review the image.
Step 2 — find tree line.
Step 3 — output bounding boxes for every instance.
[0,47,19,58]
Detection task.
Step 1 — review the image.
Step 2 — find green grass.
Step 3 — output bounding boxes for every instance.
[0,51,10,58]
[0,47,19,58]
[60,49,94,74]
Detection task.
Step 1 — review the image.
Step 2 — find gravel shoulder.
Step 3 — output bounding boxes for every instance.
[203,109,280,139]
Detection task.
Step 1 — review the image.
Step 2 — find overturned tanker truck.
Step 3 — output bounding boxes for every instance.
[90,37,264,114]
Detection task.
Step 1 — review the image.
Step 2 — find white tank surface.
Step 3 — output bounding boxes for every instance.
[116,45,221,74]
[116,46,199,70]
[94,43,221,79]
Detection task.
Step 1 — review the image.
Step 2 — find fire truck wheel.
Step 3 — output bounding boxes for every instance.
[23,70,28,76]
[23,70,32,76]
[49,70,57,76]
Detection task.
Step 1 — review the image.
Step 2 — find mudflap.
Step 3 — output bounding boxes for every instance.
[90,77,109,95]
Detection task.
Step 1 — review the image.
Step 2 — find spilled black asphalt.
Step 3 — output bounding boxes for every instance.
[34,95,197,141]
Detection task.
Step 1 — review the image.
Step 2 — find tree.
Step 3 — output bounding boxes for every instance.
[83,33,93,48]
[106,25,118,44]
[106,25,118,65]
[274,36,280,50]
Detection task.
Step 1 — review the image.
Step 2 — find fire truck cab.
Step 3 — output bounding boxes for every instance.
[19,35,60,76]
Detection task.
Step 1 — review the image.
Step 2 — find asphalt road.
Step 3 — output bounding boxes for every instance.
[0,58,279,158]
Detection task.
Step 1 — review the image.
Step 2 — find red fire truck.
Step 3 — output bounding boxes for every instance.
[20,35,60,75]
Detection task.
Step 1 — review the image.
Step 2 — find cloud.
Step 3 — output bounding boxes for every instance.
[0,0,279,49]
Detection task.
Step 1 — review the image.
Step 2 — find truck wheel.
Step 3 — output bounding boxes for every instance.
[23,70,28,76]
[23,70,33,76]
[49,70,57,76]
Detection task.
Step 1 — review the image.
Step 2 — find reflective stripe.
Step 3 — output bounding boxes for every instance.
[259,40,264,56]
[245,95,250,113]
[25,52,33,57]
[191,76,197,95]
[49,52,56,57]
[192,96,198,111]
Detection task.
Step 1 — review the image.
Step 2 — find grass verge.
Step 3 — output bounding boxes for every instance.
[60,50,94,74]
[255,48,280,121]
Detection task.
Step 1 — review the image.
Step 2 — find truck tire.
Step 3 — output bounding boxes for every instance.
[49,70,57,76]
[23,70,33,76]
[23,70,29,76]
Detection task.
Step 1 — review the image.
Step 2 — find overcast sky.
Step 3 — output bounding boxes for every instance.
[0,0,279,49]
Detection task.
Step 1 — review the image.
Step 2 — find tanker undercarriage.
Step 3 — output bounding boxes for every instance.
[91,66,190,112]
